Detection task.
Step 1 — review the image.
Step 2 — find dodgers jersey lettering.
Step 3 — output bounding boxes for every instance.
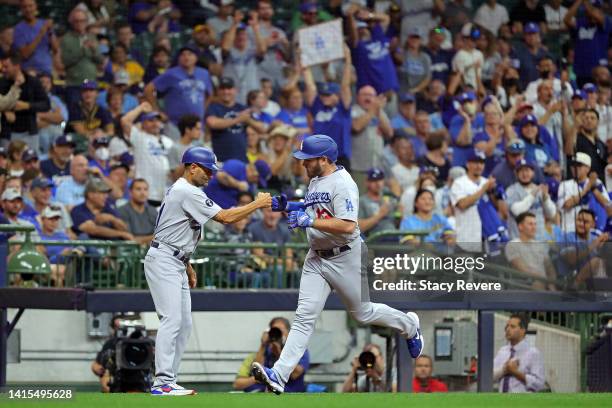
[153,177,222,253]
[304,167,360,250]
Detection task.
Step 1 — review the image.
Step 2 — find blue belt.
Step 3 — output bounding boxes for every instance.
[151,241,190,263]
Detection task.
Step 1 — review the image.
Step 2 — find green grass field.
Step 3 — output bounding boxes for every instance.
[2,392,612,408]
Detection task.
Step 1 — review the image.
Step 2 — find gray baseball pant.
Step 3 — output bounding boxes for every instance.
[144,245,192,386]
[272,240,418,385]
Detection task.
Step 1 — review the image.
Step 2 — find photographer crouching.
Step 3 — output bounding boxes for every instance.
[342,344,393,392]
[234,317,310,392]
[91,315,155,393]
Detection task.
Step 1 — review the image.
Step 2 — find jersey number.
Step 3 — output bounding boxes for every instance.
[154,203,165,229]
[315,208,333,219]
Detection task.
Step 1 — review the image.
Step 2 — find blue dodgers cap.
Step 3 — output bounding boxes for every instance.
[319,82,340,96]
[583,83,597,93]
[400,92,416,103]
[293,134,338,162]
[367,167,385,180]
[457,91,476,104]
[572,89,587,100]
[515,159,535,171]
[506,138,526,153]
[524,22,540,34]
[81,79,98,90]
[139,111,162,122]
[31,177,54,189]
[466,148,486,162]
[254,159,271,188]
[520,114,539,127]
[300,1,317,13]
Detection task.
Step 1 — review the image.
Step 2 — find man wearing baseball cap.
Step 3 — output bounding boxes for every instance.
[358,168,398,237]
[450,148,497,250]
[449,91,485,167]
[87,136,112,176]
[121,102,174,206]
[40,135,75,181]
[450,24,484,91]
[144,39,213,127]
[492,138,546,188]
[557,152,609,233]
[70,179,133,240]
[1,188,40,240]
[39,205,74,287]
[514,22,548,87]
[506,159,556,240]
[205,76,266,163]
[66,79,114,138]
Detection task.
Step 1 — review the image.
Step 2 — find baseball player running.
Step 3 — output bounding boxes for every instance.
[251,135,423,394]
[146,146,271,396]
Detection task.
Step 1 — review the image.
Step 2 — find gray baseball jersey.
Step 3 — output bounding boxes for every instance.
[153,177,222,253]
[304,167,361,250]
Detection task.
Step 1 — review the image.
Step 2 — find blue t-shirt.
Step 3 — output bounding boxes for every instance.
[205,102,248,163]
[12,19,52,74]
[352,24,398,94]
[88,157,111,177]
[400,213,454,243]
[70,202,119,238]
[39,231,70,263]
[204,159,247,209]
[425,47,454,84]
[449,113,485,166]
[514,44,548,88]
[276,108,309,130]
[55,178,86,207]
[573,16,612,78]
[152,66,213,124]
[522,139,553,170]
[390,113,413,131]
[252,111,273,126]
[310,97,352,159]
[473,131,505,176]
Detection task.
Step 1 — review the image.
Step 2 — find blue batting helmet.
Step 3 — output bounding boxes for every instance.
[293,134,338,162]
[181,146,219,174]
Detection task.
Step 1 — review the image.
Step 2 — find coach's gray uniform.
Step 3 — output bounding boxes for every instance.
[145,177,221,386]
[271,167,418,385]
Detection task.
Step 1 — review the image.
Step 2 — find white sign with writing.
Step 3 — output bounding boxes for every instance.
[298,19,344,67]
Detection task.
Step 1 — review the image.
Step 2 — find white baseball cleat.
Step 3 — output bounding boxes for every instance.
[150,383,196,396]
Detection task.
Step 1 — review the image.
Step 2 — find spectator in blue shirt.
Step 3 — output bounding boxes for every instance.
[205,77,266,162]
[391,92,417,135]
[12,0,58,75]
[425,27,454,85]
[276,87,310,136]
[564,0,611,87]
[145,45,213,126]
[514,23,549,89]
[449,91,485,167]
[303,45,353,170]
[38,205,75,287]
[346,6,398,95]
[40,135,75,185]
[518,114,554,170]
[55,154,89,209]
[96,70,138,113]
[205,158,270,209]
[247,90,274,130]
[36,71,68,156]
[400,188,455,245]
[70,178,133,240]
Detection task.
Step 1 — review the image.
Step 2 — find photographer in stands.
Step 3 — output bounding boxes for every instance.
[342,343,392,392]
[234,317,309,392]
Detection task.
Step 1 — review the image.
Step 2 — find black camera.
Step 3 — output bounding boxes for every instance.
[268,327,283,344]
[358,351,376,370]
[101,322,155,392]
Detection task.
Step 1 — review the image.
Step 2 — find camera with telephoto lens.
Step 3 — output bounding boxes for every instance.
[358,351,376,370]
[268,327,283,344]
[100,321,154,392]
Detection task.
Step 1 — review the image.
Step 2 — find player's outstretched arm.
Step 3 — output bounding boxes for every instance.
[214,192,272,224]
[271,194,305,212]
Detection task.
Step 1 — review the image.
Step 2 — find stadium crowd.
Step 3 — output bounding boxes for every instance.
[0,0,611,290]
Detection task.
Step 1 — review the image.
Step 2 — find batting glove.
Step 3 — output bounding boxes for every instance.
[271,194,288,212]
[288,210,314,230]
